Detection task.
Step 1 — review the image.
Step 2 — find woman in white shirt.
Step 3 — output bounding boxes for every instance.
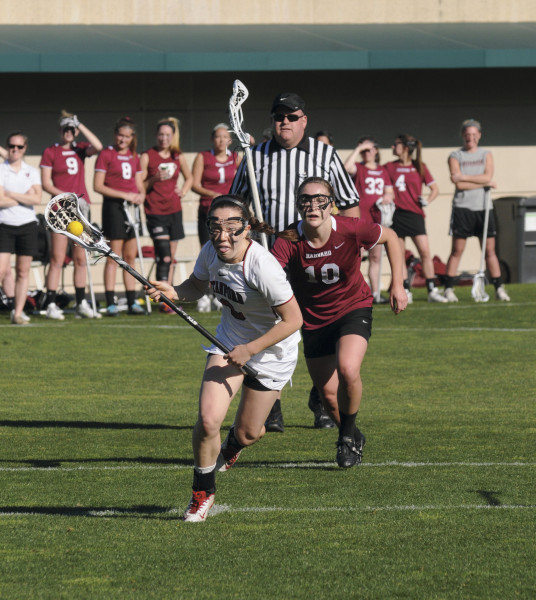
[0,132,42,325]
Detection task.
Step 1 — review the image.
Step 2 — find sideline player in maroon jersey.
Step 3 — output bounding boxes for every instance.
[271,177,407,467]
[345,136,394,303]
[40,111,103,320]
[385,134,447,304]
[192,123,241,312]
[140,117,192,293]
[94,117,145,316]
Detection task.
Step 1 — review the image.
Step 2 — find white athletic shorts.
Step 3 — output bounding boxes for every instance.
[204,343,298,391]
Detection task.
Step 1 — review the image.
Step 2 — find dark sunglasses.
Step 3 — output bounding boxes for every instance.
[8,144,25,150]
[63,126,76,134]
[272,113,305,123]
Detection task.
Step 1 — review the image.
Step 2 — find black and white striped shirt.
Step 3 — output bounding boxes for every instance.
[230,136,359,232]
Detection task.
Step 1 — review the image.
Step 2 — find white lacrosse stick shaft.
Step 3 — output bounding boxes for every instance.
[123,202,152,314]
[471,189,491,302]
[84,249,100,318]
[229,80,268,250]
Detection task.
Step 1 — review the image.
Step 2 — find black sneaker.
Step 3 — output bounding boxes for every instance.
[265,398,284,433]
[307,386,336,429]
[336,431,366,468]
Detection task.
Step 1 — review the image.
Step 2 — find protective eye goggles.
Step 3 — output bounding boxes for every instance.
[296,194,333,211]
[207,216,248,237]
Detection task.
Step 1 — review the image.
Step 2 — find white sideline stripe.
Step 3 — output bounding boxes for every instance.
[1,460,535,472]
[0,504,534,518]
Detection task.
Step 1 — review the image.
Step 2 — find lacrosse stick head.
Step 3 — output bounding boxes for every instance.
[376,199,396,227]
[229,79,251,147]
[471,272,490,302]
[44,193,109,253]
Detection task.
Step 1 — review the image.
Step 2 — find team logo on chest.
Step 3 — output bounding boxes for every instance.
[211,280,245,304]
[305,250,332,259]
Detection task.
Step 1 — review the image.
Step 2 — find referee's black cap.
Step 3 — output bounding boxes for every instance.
[271,92,306,113]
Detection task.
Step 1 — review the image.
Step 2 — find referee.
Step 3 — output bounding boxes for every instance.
[230,91,360,431]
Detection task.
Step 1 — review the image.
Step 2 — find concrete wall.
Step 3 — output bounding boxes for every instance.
[24,144,536,295]
[3,0,536,24]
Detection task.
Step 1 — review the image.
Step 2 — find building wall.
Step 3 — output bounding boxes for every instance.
[2,0,536,25]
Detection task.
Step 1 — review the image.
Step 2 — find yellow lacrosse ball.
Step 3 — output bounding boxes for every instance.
[67,220,84,236]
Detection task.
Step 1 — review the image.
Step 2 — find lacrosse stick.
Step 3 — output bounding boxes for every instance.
[44,193,258,378]
[471,188,491,303]
[123,201,152,314]
[228,80,268,250]
[374,199,396,302]
[84,249,101,318]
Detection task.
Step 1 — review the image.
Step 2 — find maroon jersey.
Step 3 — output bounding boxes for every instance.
[199,150,238,212]
[95,146,141,195]
[352,163,392,224]
[40,142,92,202]
[144,147,182,215]
[271,215,381,330]
[384,160,434,217]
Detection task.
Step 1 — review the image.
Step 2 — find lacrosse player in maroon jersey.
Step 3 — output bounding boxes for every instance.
[40,111,103,319]
[94,117,145,315]
[384,134,446,304]
[140,117,192,290]
[271,177,407,468]
[345,136,394,304]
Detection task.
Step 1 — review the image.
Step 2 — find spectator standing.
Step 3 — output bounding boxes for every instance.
[385,134,447,304]
[140,117,192,293]
[0,132,42,324]
[191,123,240,312]
[94,117,145,316]
[443,119,509,302]
[230,91,360,431]
[40,111,103,320]
[345,136,394,303]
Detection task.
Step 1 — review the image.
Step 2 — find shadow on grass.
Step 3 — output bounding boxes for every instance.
[0,457,193,468]
[0,420,191,430]
[0,505,180,520]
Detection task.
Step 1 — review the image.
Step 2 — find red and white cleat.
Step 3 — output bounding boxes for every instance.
[183,490,215,522]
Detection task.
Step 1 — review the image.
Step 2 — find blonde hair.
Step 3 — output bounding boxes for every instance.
[157,117,181,155]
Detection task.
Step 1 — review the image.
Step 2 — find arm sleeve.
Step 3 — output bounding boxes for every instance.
[330,149,360,209]
[192,242,212,281]
[94,150,108,172]
[40,147,53,169]
[229,159,249,196]
[356,220,382,250]
[249,250,295,307]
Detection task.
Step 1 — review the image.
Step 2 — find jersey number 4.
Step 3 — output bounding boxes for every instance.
[305,263,340,285]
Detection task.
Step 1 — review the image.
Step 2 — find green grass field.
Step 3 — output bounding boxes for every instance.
[1,284,535,599]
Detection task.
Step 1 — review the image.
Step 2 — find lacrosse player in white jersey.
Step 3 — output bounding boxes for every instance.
[146,195,302,522]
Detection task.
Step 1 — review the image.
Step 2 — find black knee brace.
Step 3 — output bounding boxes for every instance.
[153,238,171,281]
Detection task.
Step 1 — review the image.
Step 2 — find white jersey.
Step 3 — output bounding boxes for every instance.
[0,160,40,226]
[194,240,301,389]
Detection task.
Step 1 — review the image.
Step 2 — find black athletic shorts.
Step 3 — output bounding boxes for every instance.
[146,211,185,242]
[392,209,426,238]
[0,221,38,256]
[302,307,373,359]
[101,197,139,241]
[449,206,497,239]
